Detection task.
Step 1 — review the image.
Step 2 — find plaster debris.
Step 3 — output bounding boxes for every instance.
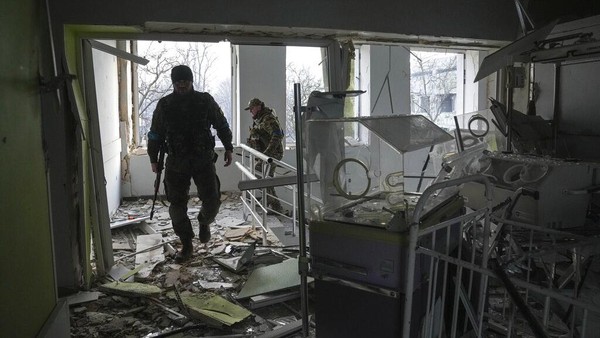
[134,234,165,280]
[67,291,101,306]
[218,216,246,227]
[99,281,162,297]
[236,258,312,299]
[70,192,314,337]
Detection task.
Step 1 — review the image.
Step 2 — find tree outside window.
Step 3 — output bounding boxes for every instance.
[285,46,326,145]
[137,41,231,146]
[410,51,459,129]
[137,42,325,149]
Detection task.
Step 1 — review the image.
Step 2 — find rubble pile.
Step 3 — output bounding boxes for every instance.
[69,192,313,337]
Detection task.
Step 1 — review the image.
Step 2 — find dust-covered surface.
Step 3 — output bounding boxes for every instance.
[69,191,316,337]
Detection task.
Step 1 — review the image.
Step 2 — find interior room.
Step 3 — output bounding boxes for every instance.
[3,0,600,337]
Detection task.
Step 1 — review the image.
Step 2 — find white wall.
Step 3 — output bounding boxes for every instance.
[464,50,489,113]
[238,45,287,143]
[368,45,411,115]
[238,45,290,200]
[92,41,122,214]
[127,148,242,196]
[365,46,434,191]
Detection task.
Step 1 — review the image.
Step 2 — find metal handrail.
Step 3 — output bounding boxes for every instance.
[239,143,297,172]
[235,143,301,245]
[235,161,257,180]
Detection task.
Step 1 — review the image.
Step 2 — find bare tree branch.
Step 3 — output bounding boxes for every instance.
[410,51,457,124]
[137,41,227,141]
[285,62,324,142]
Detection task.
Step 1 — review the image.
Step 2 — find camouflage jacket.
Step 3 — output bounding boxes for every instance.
[248,107,284,160]
[147,90,233,164]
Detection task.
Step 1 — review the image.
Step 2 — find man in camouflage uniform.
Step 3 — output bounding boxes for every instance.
[148,65,233,263]
[245,98,285,214]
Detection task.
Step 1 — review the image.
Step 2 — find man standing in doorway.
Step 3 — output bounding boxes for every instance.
[148,65,233,263]
[245,98,285,214]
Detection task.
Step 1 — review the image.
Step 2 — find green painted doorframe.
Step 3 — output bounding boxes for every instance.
[63,25,143,285]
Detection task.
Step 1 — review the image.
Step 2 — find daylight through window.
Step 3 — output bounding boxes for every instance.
[137,40,232,147]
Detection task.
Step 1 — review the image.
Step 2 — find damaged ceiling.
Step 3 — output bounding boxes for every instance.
[142,22,509,50]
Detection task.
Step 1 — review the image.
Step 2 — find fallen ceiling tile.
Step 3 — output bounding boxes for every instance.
[66,291,102,306]
[108,264,135,282]
[135,234,165,280]
[236,258,312,299]
[181,292,252,326]
[213,242,255,273]
[99,281,162,297]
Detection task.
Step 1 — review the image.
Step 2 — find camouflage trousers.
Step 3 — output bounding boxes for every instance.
[165,154,220,241]
[255,161,282,211]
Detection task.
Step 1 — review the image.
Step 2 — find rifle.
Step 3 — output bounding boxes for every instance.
[213,152,221,194]
[150,142,166,219]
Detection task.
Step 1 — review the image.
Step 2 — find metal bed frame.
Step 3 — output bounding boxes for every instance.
[402,175,600,338]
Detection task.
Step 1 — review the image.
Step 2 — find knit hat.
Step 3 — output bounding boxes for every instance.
[244,98,263,110]
[171,65,193,82]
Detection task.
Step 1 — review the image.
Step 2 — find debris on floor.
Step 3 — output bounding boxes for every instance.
[236,258,313,300]
[70,191,315,337]
[99,281,163,297]
[178,291,252,326]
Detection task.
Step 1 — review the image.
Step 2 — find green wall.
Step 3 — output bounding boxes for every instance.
[0,0,57,336]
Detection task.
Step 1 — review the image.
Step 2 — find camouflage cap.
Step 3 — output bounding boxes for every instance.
[244,98,263,110]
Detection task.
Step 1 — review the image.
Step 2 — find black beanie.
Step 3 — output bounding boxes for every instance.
[171,65,193,82]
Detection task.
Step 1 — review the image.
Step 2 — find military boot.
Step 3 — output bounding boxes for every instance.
[199,224,211,243]
[175,238,193,263]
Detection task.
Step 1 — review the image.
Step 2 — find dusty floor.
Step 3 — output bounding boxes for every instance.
[69,191,315,337]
